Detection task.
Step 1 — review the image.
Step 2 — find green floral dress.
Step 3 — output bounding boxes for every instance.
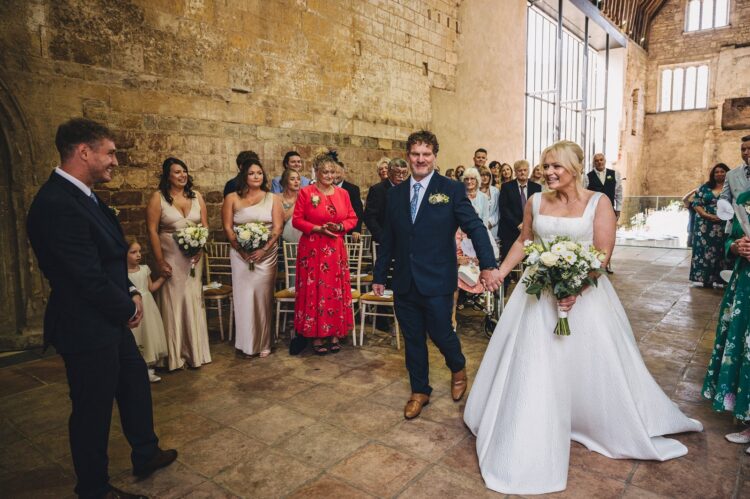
[690,184,726,285]
[702,213,750,421]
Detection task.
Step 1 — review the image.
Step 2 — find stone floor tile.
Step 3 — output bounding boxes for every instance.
[283,383,362,418]
[398,464,500,498]
[275,421,368,468]
[286,474,375,498]
[174,480,241,498]
[326,398,404,437]
[568,442,636,481]
[438,435,481,478]
[328,443,429,497]
[0,368,45,398]
[0,464,76,498]
[213,449,320,497]
[153,412,224,450]
[178,427,267,478]
[630,455,736,498]
[112,461,206,498]
[235,374,316,400]
[231,404,317,445]
[620,485,672,498]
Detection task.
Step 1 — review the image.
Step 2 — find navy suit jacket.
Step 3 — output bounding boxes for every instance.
[373,173,496,296]
[339,180,364,233]
[27,172,136,354]
[498,179,542,255]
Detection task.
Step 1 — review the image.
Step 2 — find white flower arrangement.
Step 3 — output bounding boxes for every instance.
[172,223,209,277]
[234,222,270,270]
[428,193,450,204]
[522,236,606,336]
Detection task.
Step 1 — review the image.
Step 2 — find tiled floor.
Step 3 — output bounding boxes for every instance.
[1,247,748,498]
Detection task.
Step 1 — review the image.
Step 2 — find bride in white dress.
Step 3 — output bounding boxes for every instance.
[463,141,703,495]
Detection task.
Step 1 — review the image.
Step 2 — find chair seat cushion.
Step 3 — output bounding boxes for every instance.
[204,285,232,297]
[274,288,296,299]
[360,292,393,303]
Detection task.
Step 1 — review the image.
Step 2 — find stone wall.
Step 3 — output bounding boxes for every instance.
[0,0,465,341]
[640,0,750,195]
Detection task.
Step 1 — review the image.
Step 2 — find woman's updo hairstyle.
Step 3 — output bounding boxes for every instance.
[539,140,585,186]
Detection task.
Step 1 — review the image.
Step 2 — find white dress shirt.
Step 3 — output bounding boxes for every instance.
[409,170,434,220]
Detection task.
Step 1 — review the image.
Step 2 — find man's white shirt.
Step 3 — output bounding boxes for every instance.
[409,170,434,220]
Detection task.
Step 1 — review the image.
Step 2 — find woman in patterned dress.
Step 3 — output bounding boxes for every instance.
[292,151,359,355]
[689,163,730,287]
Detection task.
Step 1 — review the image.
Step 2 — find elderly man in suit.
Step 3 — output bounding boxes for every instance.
[720,135,750,228]
[27,119,176,499]
[498,159,542,260]
[364,158,409,243]
[584,153,623,273]
[373,130,502,420]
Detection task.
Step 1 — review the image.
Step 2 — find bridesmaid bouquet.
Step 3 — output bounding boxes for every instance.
[173,223,209,277]
[234,222,270,270]
[521,237,606,336]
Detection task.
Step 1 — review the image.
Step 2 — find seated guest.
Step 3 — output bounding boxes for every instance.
[278,168,303,243]
[453,230,486,327]
[271,150,311,193]
[463,167,490,226]
[445,168,456,180]
[479,166,500,239]
[293,151,359,355]
[498,159,541,260]
[377,157,390,181]
[224,150,260,197]
[689,163,730,288]
[499,162,514,185]
[223,157,283,358]
[364,158,409,244]
[146,157,211,371]
[334,159,364,238]
[702,189,750,450]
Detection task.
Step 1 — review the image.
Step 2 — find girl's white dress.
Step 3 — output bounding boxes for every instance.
[463,192,703,495]
[128,265,168,365]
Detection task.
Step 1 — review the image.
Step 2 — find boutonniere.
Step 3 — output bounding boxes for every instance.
[111,206,120,217]
[311,195,320,207]
[428,193,450,205]
[606,175,613,180]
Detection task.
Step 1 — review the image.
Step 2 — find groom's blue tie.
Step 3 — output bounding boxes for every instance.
[410,183,421,223]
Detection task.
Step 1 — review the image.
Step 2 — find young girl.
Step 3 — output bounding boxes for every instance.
[127,239,169,382]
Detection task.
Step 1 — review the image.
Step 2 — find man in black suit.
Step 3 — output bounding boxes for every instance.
[373,130,502,420]
[498,159,542,260]
[27,119,176,499]
[334,161,364,237]
[364,158,409,243]
[584,153,622,273]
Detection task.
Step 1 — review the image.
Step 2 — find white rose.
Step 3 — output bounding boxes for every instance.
[540,252,559,267]
[565,241,578,251]
[178,238,184,244]
[239,230,251,240]
[527,252,540,265]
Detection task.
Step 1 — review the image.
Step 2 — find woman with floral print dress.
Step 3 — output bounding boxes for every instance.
[292,150,358,355]
[703,189,750,452]
[690,163,730,287]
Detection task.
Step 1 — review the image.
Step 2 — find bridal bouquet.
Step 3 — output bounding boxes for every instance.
[173,223,209,277]
[521,237,606,336]
[234,222,270,270]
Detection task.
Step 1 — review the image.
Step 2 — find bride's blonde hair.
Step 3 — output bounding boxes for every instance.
[538,140,584,186]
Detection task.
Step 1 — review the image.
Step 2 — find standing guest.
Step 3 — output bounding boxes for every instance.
[498,160,542,260]
[223,158,283,358]
[682,187,699,247]
[463,167,490,225]
[690,163,730,288]
[146,157,211,371]
[279,168,303,243]
[473,148,488,169]
[583,153,623,273]
[480,166,500,239]
[271,150,311,193]
[364,158,409,244]
[224,150,260,197]
[455,164,466,181]
[703,188,750,450]
[531,164,544,184]
[293,151,359,355]
[377,157,391,181]
[372,130,502,420]
[499,163,514,185]
[445,168,456,180]
[27,118,176,499]
[720,135,750,238]
[334,160,364,238]
[489,161,502,187]
[126,239,168,382]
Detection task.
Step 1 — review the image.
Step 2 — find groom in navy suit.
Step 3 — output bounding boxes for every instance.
[373,130,502,419]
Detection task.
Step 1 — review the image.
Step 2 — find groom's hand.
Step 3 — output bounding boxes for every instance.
[480,268,503,292]
[372,284,385,296]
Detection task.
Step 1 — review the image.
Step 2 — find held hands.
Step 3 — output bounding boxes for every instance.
[190,251,203,265]
[157,260,173,278]
[479,268,503,292]
[736,236,750,260]
[557,295,577,312]
[372,283,385,296]
[127,295,143,328]
[313,223,339,238]
[249,248,266,262]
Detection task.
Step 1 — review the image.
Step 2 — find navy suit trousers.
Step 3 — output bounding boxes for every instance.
[394,279,466,395]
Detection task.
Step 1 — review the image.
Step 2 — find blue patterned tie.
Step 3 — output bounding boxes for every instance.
[89,192,98,206]
[410,183,422,223]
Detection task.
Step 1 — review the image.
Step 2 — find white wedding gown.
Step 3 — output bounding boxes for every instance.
[463,192,703,495]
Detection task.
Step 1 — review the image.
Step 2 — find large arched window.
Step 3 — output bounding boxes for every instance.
[659,63,709,112]
[686,0,730,31]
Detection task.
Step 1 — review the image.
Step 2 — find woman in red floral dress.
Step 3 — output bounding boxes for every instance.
[292,151,359,354]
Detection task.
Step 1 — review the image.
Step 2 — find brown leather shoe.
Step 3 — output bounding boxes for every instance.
[102,486,148,498]
[404,393,430,419]
[132,448,178,479]
[451,369,467,401]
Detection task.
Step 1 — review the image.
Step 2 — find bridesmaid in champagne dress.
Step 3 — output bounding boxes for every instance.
[222,158,283,357]
[146,157,212,371]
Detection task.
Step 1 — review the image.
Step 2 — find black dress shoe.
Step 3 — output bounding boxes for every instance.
[103,486,148,498]
[132,448,178,479]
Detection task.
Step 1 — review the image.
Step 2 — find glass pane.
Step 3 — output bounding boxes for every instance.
[696,65,709,108]
[672,68,684,111]
[687,0,701,31]
[661,69,673,111]
[715,0,729,27]
[684,66,697,110]
[702,0,714,29]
